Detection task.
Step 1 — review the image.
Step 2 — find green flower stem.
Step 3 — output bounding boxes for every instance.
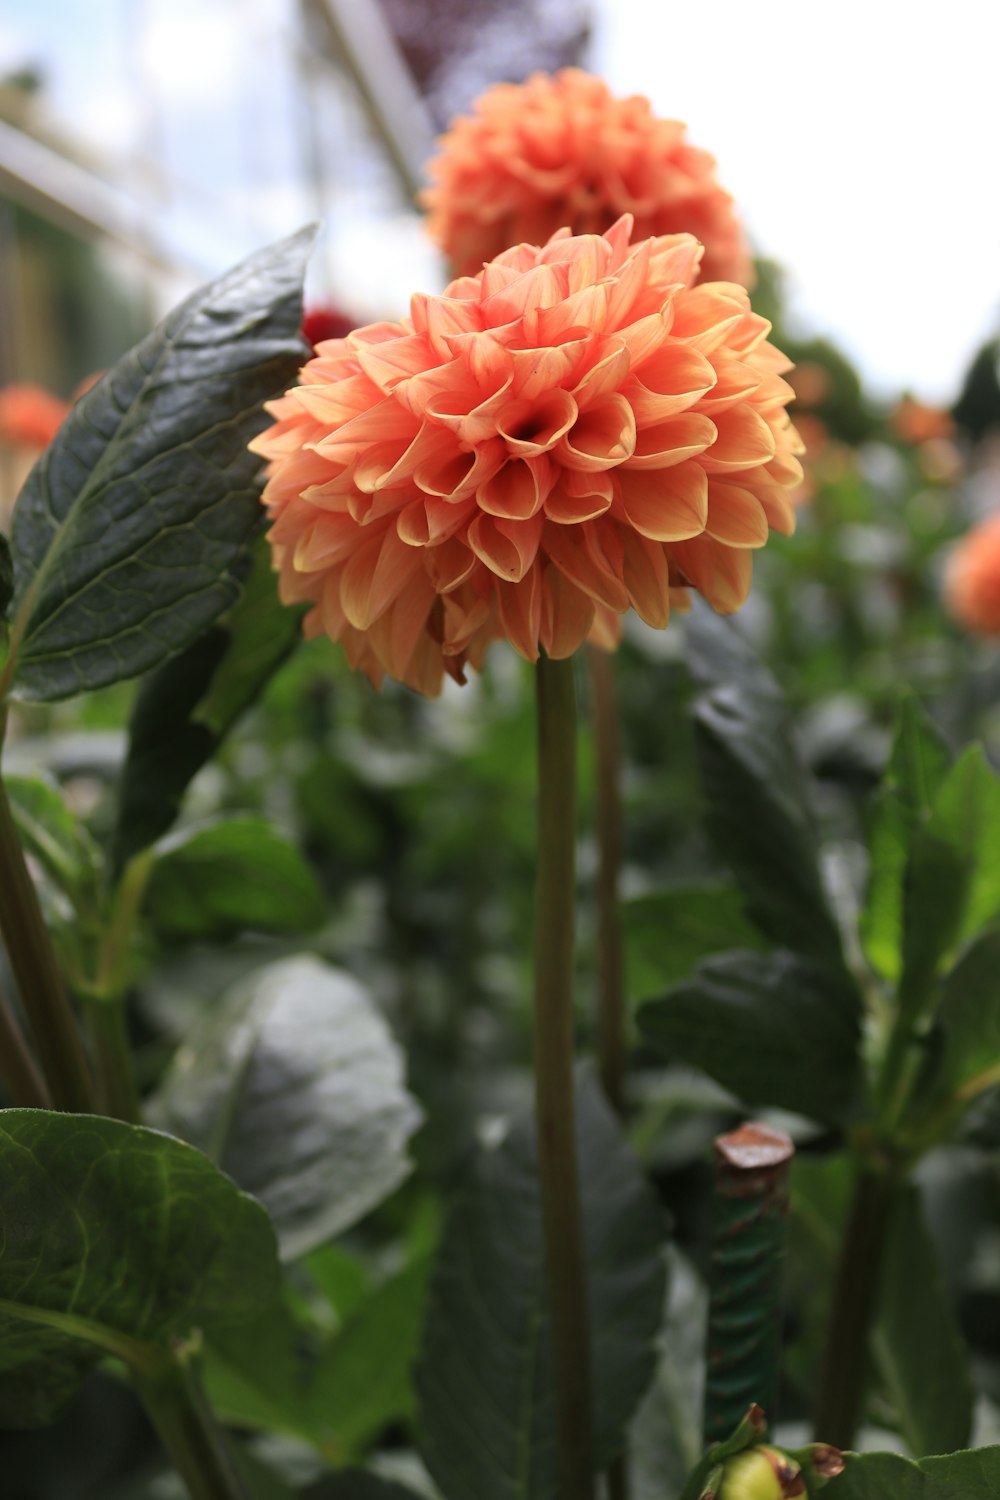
[134,1352,248,1500]
[0,768,93,1112]
[813,1161,897,1449]
[534,653,595,1500]
[587,645,626,1118]
[0,978,51,1107]
[82,851,154,1122]
[86,996,141,1124]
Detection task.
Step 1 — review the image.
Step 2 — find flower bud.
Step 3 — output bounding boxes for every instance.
[718,1445,805,1499]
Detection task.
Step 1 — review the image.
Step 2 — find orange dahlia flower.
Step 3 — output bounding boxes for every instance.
[424,69,753,287]
[944,513,1000,636]
[252,217,802,696]
[0,382,70,450]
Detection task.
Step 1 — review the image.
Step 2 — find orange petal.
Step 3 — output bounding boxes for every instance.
[497,388,578,456]
[497,566,543,661]
[700,405,776,473]
[424,535,478,592]
[557,394,637,471]
[623,412,716,471]
[541,565,597,658]
[545,469,614,524]
[619,527,670,628]
[706,481,770,548]
[622,344,717,423]
[669,535,753,613]
[543,521,630,612]
[467,511,542,582]
[618,463,708,540]
[477,456,553,519]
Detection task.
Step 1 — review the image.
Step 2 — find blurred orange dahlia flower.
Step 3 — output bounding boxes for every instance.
[0,382,70,450]
[252,218,802,696]
[424,69,753,287]
[944,513,1000,636]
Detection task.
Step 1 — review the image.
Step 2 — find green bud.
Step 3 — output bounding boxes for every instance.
[718,1446,806,1500]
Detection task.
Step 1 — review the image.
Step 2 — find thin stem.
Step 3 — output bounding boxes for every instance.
[83,851,153,1123]
[0,770,92,1111]
[0,978,50,1106]
[133,1354,248,1500]
[813,1164,896,1448]
[87,997,141,1123]
[587,645,626,1117]
[533,653,595,1500]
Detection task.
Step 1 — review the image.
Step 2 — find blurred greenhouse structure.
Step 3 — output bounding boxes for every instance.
[0,0,589,397]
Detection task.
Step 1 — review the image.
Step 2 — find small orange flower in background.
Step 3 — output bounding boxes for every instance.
[252,217,802,696]
[890,395,955,447]
[424,69,754,287]
[0,382,70,450]
[945,513,1000,636]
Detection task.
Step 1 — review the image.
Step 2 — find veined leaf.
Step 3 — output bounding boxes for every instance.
[153,956,422,1260]
[829,1445,1000,1498]
[415,1070,666,1500]
[4,227,314,701]
[0,1108,278,1427]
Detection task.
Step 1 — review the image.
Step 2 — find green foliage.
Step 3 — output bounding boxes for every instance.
[860,696,952,981]
[874,1186,973,1456]
[4,228,314,702]
[114,536,304,866]
[830,1446,1000,1498]
[0,1108,278,1427]
[623,884,764,1002]
[639,949,862,1125]
[4,772,103,916]
[153,955,422,1260]
[416,1071,666,1500]
[144,817,325,942]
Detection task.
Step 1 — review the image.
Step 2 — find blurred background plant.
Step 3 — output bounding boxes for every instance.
[4,3,1000,1499]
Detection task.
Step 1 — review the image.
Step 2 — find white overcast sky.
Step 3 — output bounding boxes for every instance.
[590,0,1000,403]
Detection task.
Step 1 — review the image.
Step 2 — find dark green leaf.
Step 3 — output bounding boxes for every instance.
[623,884,765,1002]
[827,1446,1000,1499]
[860,696,951,981]
[304,1476,424,1500]
[930,928,1000,1112]
[153,956,422,1260]
[638,950,863,1124]
[684,604,785,710]
[114,536,304,866]
[872,1185,973,1456]
[204,1298,312,1441]
[6,228,314,701]
[415,1070,667,1500]
[0,1108,278,1427]
[144,818,325,940]
[898,747,1000,1019]
[5,772,103,914]
[694,684,847,973]
[305,1256,431,1459]
[0,532,12,623]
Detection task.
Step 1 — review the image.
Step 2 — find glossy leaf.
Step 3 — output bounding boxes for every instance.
[114,536,304,866]
[694,682,847,969]
[623,884,764,1001]
[144,818,325,941]
[860,696,951,980]
[153,956,422,1260]
[415,1070,667,1500]
[873,1184,973,1456]
[5,228,314,701]
[898,747,1000,1020]
[0,1108,278,1427]
[5,773,103,914]
[922,927,1000,1118]
[638,949,863,1124]
[829,1446,1000,1498]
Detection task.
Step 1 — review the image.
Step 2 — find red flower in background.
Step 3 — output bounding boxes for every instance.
[0,382,70,450]
[252,218,801,696]
[945,513,1000,636]
[302,305,357,350]
[424,69,753,286]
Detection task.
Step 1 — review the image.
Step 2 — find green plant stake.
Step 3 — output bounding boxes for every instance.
[703,1123,794,1446]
